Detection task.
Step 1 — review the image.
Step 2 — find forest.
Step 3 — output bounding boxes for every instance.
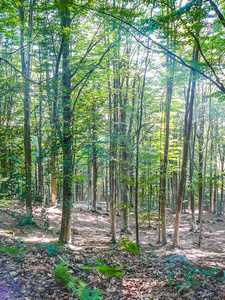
[0,0,225,299]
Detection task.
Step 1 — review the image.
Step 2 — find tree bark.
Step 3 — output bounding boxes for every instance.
[160,56,174,245]
[59,5,73,244]
[189,121,197,231]
[19,0,35,219]
[173,47,198,247]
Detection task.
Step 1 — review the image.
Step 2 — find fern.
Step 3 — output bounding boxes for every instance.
[37,242,63,256]
[53,261,106,299]
[67,278,104,300]
[97,265,123,278]
[53,260,71,285]
[0,245,25,255]
[80,265,93,272]
[119,237,139,254]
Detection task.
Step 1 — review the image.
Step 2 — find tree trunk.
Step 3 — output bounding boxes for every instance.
[59,5,72,244]
[92,141,97,211]
[189,122,197,231]
[121,75,131,233]
[160,56,174,245]
[173,47,198,247]
[88,164,92,208]
[197,96,204,222]
[19,0,34,219]
[105,166,109,212]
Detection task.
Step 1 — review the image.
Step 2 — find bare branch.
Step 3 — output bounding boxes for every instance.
[72,3,225,93]
[0,57,42,85]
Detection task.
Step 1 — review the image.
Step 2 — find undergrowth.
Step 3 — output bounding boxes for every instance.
[0,245,25,262]
[0,245,25,255]
[53,260,106,299]
[119,236,139,254]
[37,241,64,256]
[173,266,225,293]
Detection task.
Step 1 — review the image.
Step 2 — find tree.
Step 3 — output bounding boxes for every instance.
[173,46,199,247]
[18,0,36,219]
[59,2,73,243]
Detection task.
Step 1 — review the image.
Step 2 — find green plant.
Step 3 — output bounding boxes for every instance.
[203,265,224,280]
[97,265,123,278]
[96,255,105,266]
[17,215,35,226]
[81,263,123,279]
[119,237,139,255]
[53,261,106,299]
[50,240,64,246]
[37,242,63,256]
[53,260,71,285]
[0,245,25,255]
[177,268,202,293]
[80,265,94,272]
[67,277,105,300]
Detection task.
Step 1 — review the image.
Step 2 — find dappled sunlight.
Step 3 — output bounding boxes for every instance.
[46,207,62,214]
[23,236,58,244]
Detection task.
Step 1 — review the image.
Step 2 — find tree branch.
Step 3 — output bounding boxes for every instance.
[208,0,225,29]
[0,57,42,85]
[72,3,225,93]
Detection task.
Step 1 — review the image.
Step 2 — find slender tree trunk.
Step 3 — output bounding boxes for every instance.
[59,5,72,244]
[199,99,210,246]
[135,50,149,249]
[88,163,92,208]
[105,166,109,212]
[213,145,217,214]
[190,122,197,231]
[220,158,224,214]
[19,0,34,219]
[173,47,198,247]
[121,75,131,233]
[197,95,204,222]
[92,141,97,211]
[160,57,174,245]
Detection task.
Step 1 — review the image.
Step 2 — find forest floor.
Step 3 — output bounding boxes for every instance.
[0,201,225,299]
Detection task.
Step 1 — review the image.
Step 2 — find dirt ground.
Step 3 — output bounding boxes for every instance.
[0,201,225,299]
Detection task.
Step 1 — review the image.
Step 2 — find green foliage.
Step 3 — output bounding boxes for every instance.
[95,256,105,266]
[53,260,71,286]
[50,240,64,246]
[17,215,36,226]
[37,242,63,256]
[53,261,106,299]
[119,237,139,255]
[0,245,25,255]
[81,259,123,279]
[97,265,123,278]
[67,277,105,300]
[203,265,225,280]
[80,265,94,272]
[175,265,225,293]
[0,245,25,262]
[177,268,202,293]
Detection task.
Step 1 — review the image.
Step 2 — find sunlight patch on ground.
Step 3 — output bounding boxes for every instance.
[46,207,62,214]
[23,236,57,243]
[68,244,84,251]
